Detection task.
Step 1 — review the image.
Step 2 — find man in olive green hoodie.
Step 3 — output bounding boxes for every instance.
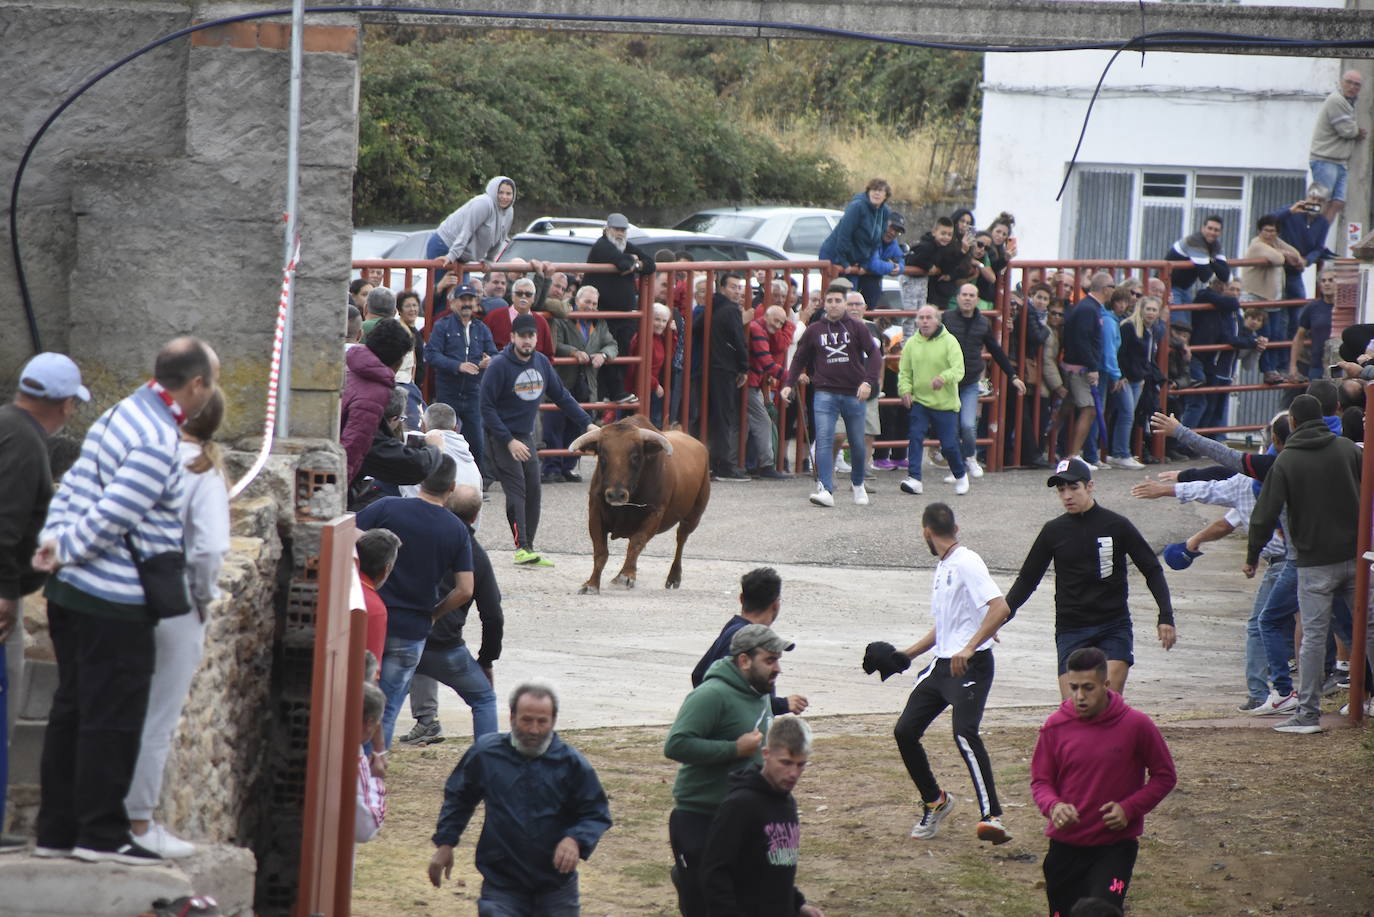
[664,624,792,917]
[1245,394,1365,734]
[896,304,968,496]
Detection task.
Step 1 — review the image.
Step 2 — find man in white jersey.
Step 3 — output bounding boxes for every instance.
[892,502,1014,845]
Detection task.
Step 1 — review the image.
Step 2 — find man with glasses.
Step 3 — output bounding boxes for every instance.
[1310,70,1367,224]
[483,276,554,359]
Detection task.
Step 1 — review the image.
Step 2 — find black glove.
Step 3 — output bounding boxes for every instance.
[862,641,912,681]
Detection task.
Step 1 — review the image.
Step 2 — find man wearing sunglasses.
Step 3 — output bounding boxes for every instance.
[483,276,554,360]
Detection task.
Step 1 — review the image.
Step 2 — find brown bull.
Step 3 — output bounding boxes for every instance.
[568,415,711,594]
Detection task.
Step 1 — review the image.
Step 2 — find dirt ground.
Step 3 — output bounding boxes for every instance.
[354,710,1374,916]
[355,461,1374,915]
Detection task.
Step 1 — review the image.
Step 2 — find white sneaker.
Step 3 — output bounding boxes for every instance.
[133,822,195,859]
[942,474,957,484]
[1068,454,1098,471]
[909,791,955,840]
[954,475,970,495]
[966,457,984,478]
[1107,455,1145,470]
[809,487,834,508]
[835,454,852,473]
[1339,698,1374,716]
[853,484,869,505]
[1246,691,1298,716]
[900,477,923,495]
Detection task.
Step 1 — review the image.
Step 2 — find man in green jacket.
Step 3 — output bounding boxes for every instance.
[664,623,792,917]
[1245,394,1365,734]
[897,305,968,496]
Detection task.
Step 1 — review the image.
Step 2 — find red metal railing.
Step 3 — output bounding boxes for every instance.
[353,254,1359,476]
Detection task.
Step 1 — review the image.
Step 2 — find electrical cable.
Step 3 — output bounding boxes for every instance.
[12,4,1374,354]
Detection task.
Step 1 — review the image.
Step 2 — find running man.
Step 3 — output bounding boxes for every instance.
[893,502,1014,845]
[1031,647,1177,916]
[1006,458,1176,699]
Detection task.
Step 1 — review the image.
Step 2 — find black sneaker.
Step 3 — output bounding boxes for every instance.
[562,470,583,483]
[72,838,164,866]
[757,467,792,480]
[715,468,751,482]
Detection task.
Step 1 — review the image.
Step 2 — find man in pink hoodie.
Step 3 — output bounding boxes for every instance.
[1030,647,1176,916]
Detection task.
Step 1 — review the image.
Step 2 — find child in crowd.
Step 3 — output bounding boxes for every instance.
[626,303,673,428]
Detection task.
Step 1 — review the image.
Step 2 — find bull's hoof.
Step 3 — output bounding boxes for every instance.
[665,577,681,589]
[578,584,600,595]
[611,574,636,588]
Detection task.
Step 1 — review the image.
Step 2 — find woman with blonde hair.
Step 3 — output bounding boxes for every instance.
[125,388,230,859]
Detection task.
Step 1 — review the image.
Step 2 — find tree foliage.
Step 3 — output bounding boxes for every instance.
[355,31,982,223]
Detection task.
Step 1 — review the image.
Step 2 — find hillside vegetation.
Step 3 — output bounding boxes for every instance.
[355,29,982,225]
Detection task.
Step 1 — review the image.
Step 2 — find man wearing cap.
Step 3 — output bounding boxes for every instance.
[894,502,1014,846]
[0,353,89,853]
[33,337,219,865]
[585,214,656,403]
[480,313,597,567]
[664,623,791,917]
[426,282,499,477]
[857,212,906,308]
[1006,458,1176,700]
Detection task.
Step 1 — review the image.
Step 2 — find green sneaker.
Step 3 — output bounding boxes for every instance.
[513,548,554,567]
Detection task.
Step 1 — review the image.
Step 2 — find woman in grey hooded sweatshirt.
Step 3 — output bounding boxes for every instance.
[425,176,517,273]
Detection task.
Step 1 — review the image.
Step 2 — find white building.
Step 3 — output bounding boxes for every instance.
[975,0,1343,262]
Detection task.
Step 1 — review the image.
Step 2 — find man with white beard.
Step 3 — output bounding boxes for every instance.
[427,683,613,915]
[585,213,656,403]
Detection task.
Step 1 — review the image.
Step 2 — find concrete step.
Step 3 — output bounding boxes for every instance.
[18,660,57,721]
[0,842,255,917]
[8,720,46,786]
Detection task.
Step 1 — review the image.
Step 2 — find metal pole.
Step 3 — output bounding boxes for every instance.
[1349,380,1374,725]
[277,0,304,441]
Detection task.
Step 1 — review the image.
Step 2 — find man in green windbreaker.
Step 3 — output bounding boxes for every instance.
[664,624,793,917]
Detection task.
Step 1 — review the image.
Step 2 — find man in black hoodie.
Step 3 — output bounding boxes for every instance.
[1245,393,1366,734]
[708,273,752,482]
[698,715,825,917]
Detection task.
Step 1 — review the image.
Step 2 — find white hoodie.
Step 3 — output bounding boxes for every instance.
[399,429,483,527]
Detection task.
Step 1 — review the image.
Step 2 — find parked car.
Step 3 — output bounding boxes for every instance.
[672,206,843,260]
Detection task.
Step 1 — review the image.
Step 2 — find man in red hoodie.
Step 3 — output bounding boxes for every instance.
[1030,647,1177,916]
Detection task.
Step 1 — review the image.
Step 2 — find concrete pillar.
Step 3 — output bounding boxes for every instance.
[1338,0,1374,255]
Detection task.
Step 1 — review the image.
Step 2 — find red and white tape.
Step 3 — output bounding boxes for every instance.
[228,238,299,500]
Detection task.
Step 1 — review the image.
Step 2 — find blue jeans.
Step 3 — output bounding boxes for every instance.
[478,875,579,917]
[1108,380,1138,458]
[412,643,498,738]
[1246,557,1285,702]
[379,634,428,749]
[956,382,981,463]
[1310,158,1348,204]
[1261,307,1293,374]
[1258,558,1298,697]
[813,389,867,493]
[906,402,965,480]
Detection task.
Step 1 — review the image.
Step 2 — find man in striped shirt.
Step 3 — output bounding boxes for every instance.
[32,337,219,866]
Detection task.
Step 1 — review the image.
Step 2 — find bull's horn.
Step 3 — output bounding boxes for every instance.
[568,427,603,453]
[638,428,674,455]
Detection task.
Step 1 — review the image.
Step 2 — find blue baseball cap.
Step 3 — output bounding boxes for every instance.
[1162,542,1203,571]
[451,282,480,301]
[18,352,90,402]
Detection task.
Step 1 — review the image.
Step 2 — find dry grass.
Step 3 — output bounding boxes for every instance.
[756,117,969,204]
[352,713,1374,917]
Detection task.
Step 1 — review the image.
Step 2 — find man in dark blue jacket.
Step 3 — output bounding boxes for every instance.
[426,283,498,474]
[428,683,612,914]
[1270,185,1333,301]
[691,567,807,716]
[1061,272,1114,466]
[480,313,595,566]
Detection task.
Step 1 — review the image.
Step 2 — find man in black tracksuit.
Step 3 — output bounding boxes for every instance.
[708,273,751,481]
[1006,458,1176,700]
[698,716,824,917]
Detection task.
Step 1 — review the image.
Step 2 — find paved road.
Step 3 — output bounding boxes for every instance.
[424,460,1262,735]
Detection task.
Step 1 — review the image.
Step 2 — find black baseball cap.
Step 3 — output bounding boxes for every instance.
[511,313,538,335]
[1047,457,1093,486]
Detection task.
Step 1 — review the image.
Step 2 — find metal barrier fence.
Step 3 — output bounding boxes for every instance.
[295,515,365,917]
[352,254,1360,476]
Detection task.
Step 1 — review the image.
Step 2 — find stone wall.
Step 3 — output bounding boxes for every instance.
[2,2,359,443]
